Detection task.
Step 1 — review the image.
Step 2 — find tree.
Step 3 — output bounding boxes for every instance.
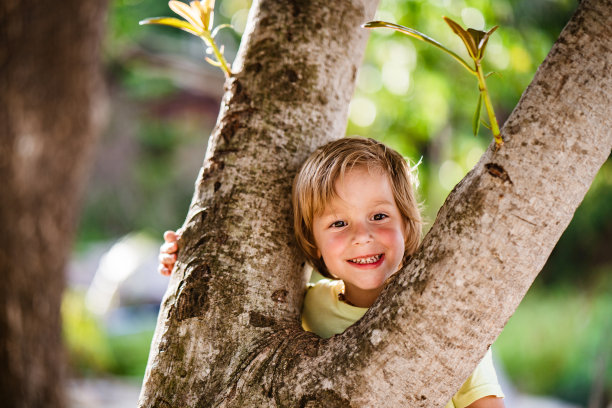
[0,1,109,406]
[139,0,612,406]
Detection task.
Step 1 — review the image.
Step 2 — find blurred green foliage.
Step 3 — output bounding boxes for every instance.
[63,290,115,375]
[540,160,612,286]
[69,0,611,404]
[63,290,154,377]
[350,0,579,217]
[496,273,612,404]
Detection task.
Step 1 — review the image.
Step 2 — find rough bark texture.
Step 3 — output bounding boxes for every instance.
[139,0,379,405]
[0,0,108,406]
[139,0,612,406]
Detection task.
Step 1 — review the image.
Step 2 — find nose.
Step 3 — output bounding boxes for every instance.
[351,221,373,245]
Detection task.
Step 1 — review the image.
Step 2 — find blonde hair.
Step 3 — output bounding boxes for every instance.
[292,137,422,278]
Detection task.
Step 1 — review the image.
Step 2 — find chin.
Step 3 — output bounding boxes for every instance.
[355,278,388,291]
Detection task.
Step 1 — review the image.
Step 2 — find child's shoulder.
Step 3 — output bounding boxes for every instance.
[302,278,367,339]
[305,278,343,301]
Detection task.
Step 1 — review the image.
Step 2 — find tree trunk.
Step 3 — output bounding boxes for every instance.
[0,1,108,406]
[139,0,612,406]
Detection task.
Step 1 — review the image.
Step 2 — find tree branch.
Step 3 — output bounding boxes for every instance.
[138,0,379,405]
[291,0,612,405]
[139,0,612,406]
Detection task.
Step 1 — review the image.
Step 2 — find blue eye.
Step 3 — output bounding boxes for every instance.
[330,220,347,228]
[373,213,388,221]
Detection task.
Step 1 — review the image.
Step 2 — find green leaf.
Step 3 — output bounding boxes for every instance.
[169,0,204,32]
[443,18,498,62]
[363,20,475,74]
[473,93,482,136]
[475,26,499,60]
[139,17,201,36]
[443,17,478,60]
[468,28,487,49]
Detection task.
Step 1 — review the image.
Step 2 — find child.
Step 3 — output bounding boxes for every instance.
[159,137,505,408]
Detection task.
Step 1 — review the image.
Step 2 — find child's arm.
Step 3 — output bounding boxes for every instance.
[158,230,179,276]
[466,396,505,408]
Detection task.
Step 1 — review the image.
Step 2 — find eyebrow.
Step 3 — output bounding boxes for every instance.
[319,199,394,218]
[371,199,395,206]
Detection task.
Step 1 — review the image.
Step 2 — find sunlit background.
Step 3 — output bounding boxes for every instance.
[65,0,612,406]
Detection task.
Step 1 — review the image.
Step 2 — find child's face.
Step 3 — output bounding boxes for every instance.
[312,166,406,307]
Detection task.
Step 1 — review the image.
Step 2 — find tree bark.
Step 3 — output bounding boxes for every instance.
[0,1,108,406]
[139,0,612,406]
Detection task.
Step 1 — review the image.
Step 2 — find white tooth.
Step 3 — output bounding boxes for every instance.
[352,254,380,264]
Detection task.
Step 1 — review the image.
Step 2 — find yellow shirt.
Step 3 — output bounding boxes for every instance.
[301,279,504,408]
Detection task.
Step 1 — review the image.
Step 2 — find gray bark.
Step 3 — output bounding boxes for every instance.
[139,0,612,406]
[0,0,109,406]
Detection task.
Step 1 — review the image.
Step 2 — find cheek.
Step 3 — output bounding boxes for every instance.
[321,233,347,259]
[315,231,349,265]
[377,225,406,254]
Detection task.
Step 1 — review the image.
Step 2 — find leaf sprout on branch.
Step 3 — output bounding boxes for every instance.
[140,0,233,78]
[363,17,503,148]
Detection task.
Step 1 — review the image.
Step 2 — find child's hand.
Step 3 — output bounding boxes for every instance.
[158,230,180,276]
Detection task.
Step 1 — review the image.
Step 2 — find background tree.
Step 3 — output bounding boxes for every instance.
[0,0,109,406]
[138,0,611,406]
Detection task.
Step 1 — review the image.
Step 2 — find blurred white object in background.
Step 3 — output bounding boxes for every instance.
[84,232,168,317]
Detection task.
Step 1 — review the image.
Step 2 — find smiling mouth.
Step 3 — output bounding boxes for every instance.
[348,254,383,265]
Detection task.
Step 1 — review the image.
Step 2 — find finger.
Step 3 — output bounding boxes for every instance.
[160,241,178,254]
[158,265,171,276]
[159,253,177,266]
[163,230,179,243]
